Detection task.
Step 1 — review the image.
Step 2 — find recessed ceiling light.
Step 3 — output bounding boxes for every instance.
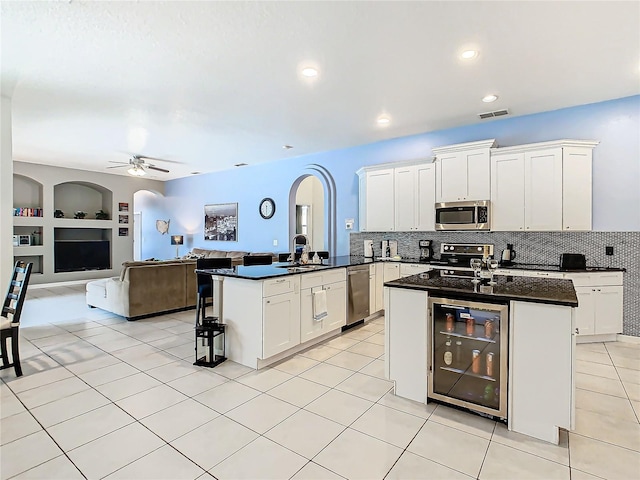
[234,163,248,167]
[461,50,478,59]
[282,145,294,150]
[482,94,499,103]
[301,67,318,77]
[377,115,391,126]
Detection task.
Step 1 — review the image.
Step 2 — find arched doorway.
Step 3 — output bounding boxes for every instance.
[288,164,337,256]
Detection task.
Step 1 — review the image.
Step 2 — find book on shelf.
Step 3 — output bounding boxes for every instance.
[13,208,43,217]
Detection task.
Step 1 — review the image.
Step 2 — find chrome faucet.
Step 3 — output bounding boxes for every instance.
[289,234,309,262]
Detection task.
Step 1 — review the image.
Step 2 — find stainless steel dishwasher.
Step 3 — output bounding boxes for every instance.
[347,264,370,326]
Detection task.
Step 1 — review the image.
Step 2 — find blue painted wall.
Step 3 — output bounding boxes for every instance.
[150,95,639,260]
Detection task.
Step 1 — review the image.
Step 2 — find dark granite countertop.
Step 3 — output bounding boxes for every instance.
[385,271,579,307]
[196,255,364,280]
[196,255,623,281]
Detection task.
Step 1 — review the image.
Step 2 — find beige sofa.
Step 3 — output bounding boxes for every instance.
[86,249,277,320]
[86,259,198,320]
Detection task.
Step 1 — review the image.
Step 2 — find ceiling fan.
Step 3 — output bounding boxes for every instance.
[107,155,176,176]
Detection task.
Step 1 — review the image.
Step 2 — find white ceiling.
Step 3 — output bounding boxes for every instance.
[2,1,639,181]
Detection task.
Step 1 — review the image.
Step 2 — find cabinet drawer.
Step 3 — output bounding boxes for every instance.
[300,268,346,290]
[263,275,299,297]
[565,272,623,287]
[521,271,565,279]
[399,264,431,277]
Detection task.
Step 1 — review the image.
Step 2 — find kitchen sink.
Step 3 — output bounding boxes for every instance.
[275,263,325,270]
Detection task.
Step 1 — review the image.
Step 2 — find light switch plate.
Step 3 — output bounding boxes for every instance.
[273,239,278,246]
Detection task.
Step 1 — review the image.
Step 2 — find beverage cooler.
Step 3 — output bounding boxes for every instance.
[428,296,508,419]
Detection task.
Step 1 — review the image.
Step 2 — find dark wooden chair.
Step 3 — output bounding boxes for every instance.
[1,261,33,377]
[196,258,231,324]
[242,255,273,266]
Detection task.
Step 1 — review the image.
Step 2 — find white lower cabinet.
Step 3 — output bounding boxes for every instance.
[263,289,301,359]
[565,272,623,338]
[300,268,347,344]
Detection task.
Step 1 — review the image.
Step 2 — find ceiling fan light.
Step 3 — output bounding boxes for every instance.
[128,166,146,176]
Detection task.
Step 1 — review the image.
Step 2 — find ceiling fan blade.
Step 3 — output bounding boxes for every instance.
[147,165,170,173]
[136,155,184,165]
[108,160,130,165]
[106,164,129,169]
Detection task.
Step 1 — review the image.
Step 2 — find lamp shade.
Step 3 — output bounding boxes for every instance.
[170,235,184,246]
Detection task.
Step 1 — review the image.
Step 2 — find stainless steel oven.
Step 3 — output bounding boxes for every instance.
[435,200,490,230]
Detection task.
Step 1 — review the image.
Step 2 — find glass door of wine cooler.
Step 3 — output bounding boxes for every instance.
[427,296,508,419]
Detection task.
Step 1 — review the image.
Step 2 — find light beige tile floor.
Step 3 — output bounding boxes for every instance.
[1,283,639,479]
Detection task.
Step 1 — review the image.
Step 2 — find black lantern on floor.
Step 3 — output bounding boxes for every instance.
[194,319,226,367]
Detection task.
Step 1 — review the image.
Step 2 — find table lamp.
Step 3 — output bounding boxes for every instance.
[171,235,184,258]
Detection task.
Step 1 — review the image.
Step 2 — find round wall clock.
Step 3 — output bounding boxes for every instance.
[259,197,275,219]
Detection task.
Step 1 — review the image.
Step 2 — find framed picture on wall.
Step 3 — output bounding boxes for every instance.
[119,202,129,212]
[204,203,238,241]
[118,215,129,224]
[119,228,128,236]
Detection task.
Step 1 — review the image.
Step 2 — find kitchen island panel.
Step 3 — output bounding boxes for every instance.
[508,300,574,444]
[223,277,265,369]
[385,287,428,404]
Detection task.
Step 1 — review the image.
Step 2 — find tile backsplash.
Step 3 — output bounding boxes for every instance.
[351,231,640,337]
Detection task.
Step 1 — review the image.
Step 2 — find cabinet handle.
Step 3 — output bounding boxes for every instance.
[276,279,286,283]
[266,300,270,304]
[575,327,579,334]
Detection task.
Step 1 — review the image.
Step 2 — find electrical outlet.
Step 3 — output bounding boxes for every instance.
[606,246,614,256]
[273,239,278,247]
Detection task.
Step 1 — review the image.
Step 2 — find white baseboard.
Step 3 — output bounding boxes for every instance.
[29,278,109,289]
[617,334,640,345]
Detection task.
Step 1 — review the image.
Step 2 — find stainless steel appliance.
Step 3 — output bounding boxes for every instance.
[440,243,494,267]
[500,244,516,266]
[419,240,433,262]
[428,296,508,419]
[388,240,398,257]
[435,200,490,231]
[380,240,390,259]
[347,265,370,326]
[364,240,374,258]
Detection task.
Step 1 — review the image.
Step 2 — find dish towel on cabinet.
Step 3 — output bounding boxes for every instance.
[313,290,328,321]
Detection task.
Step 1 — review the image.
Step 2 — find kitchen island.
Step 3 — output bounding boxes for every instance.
[197,256,373,370]
[384,271,578,445]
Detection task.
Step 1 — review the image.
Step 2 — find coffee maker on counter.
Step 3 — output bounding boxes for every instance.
[419,240,433,262]
[363,240,374,258]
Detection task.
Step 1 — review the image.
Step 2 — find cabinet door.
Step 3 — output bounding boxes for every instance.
[436,153,467,202]
[394,166,416,231]
[562,147,593,231]
[574,286,596,336]
[300,287,324,343]
[416,164,436,231]
[524,148,563,231]
[375,263,384,312]
[365,169,395,231]
[594,286,623,335]
[263,291,301,358]
[325,281,347,331]
[383,263,400,282]
[369,271,376,314]
[491,152,525,231]
[465,149,491,201]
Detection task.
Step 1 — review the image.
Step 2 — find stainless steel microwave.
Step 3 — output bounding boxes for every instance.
[435,200,490,230]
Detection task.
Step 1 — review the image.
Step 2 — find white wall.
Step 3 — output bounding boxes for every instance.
[1,96,13,293]
[12,161,165,284]
[295,175,324,250]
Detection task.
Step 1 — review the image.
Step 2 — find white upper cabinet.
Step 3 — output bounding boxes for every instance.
[359,168,395,231]
[394,163,436,231]
[433,139,496,202]
[358,160,435,232]
[491,140,598,232]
